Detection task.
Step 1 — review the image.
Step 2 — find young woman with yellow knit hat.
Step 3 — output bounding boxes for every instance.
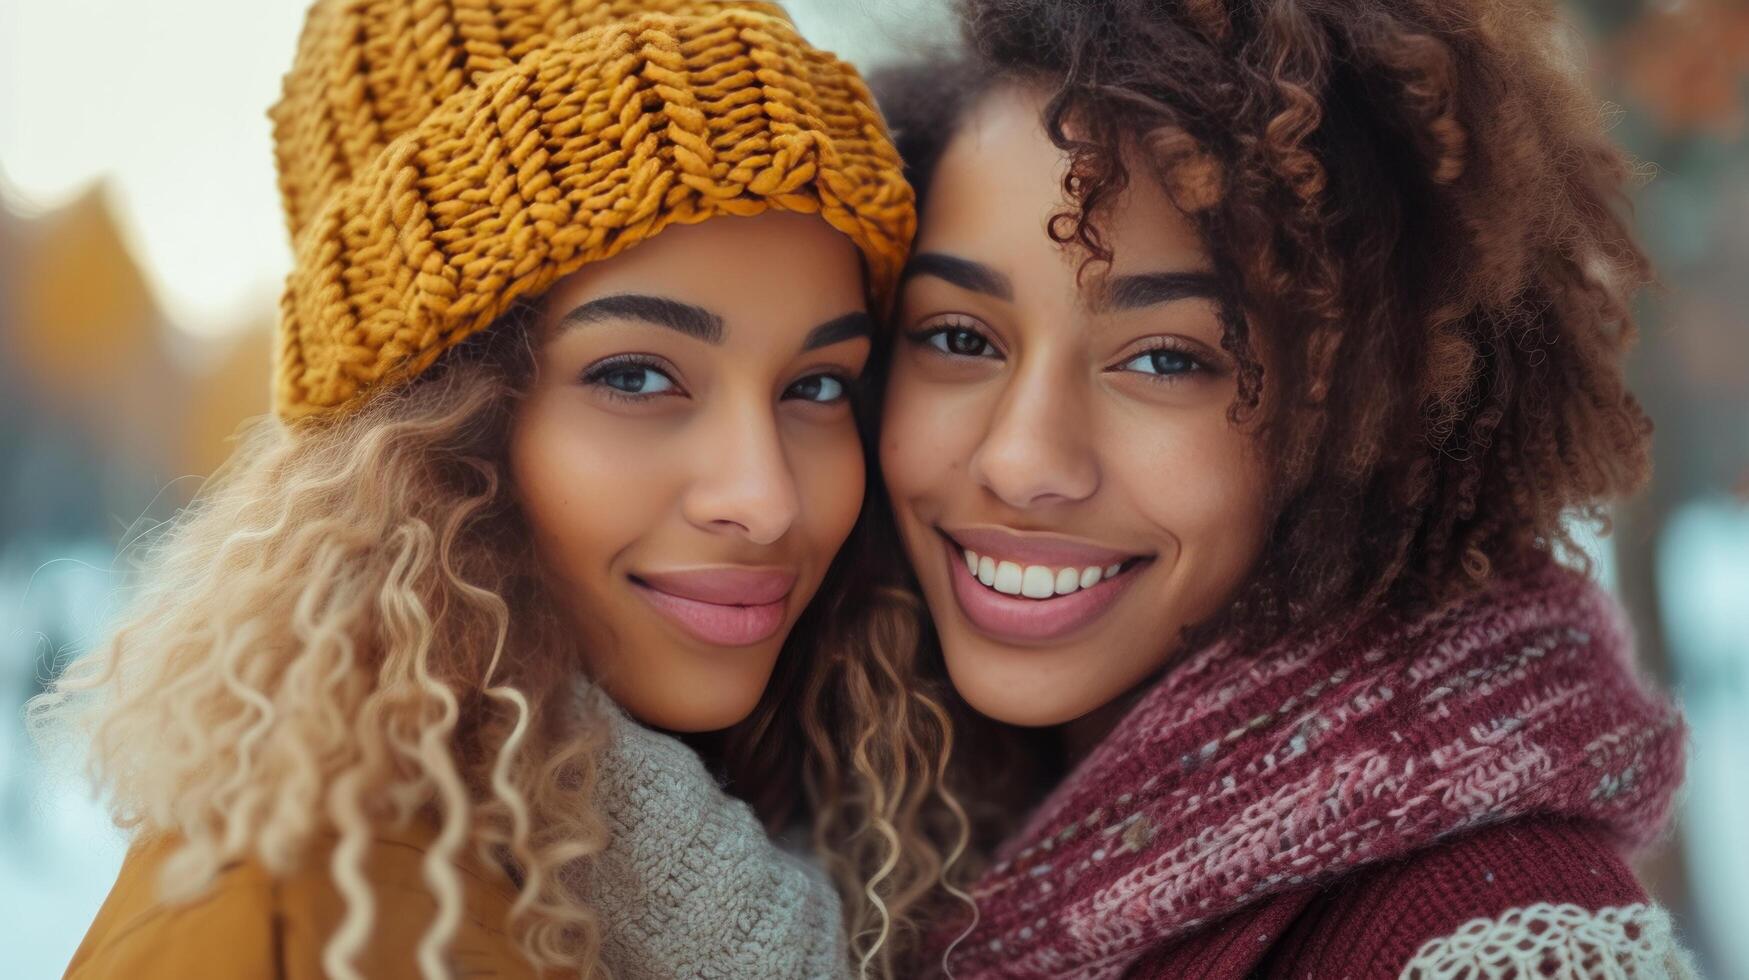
[36,2,963,977]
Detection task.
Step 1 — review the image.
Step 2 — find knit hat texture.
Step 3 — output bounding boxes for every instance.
[269,0,913,421]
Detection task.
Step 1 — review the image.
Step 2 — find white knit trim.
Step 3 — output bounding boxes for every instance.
[1401,902,1698,980]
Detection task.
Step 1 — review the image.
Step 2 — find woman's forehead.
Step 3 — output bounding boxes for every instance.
[917,93,1212,294]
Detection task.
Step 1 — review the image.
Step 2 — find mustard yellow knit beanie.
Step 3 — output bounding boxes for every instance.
[269,0,914,421]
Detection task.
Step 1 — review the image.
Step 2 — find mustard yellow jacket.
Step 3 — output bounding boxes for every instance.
[65,823,566,979]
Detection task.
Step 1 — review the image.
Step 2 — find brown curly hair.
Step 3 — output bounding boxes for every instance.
[874,0,1654,643]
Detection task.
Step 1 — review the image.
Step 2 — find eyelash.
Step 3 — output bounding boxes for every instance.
[1112,341,1210,382]
[580,355,858,405]
[784,372,858,405]
[908,317,1001,359]
[581,354,682,403]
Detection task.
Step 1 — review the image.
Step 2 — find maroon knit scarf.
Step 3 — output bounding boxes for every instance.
[934,560,1686,979]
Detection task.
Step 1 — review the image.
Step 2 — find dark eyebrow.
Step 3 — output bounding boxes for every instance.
[901,252,1014,302]
[1095,272,1224,312]
[802,312,875,351]
[558,294,724,344]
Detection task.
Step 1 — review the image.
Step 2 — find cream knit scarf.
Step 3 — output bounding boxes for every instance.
[568,688,850,979]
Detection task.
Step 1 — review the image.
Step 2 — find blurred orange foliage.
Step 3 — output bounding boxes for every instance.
[1614,0,1749,137]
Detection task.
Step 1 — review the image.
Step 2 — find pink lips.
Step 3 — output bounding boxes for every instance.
[631,567,797,647]
[941,534,1143,645]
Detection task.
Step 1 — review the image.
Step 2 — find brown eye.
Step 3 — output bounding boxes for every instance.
[947,329,988,356]
[783,373,849,403]
[916,324,999,359]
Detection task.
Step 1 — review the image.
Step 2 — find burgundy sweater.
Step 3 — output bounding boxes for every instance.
[1137,818,1669,978]
[929,562,1690,979]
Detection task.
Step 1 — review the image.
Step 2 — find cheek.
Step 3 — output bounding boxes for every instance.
[510,397,674,583]
[793,421,867,556]
[879,362,979,506]
[1113,404,1269,574]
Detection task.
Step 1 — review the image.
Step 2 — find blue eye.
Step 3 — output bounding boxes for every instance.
[785,374,848,403]
[1119,347,1201,377]
[584,358,680,397]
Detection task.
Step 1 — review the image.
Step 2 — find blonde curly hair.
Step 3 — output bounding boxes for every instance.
[29,312,967,978]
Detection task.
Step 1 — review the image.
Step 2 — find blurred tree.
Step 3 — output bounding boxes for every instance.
[1573,1,1749,972]
[1616,0,1749,138]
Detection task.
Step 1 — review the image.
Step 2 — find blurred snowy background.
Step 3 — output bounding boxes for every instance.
[2,0,1745,976]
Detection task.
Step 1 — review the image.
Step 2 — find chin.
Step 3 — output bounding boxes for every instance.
[608,669,772,734]
[942,650,1102,728]
[615,690,761,734]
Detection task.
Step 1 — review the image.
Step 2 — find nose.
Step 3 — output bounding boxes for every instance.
[969,358,1100,509]
[681,397,802,545]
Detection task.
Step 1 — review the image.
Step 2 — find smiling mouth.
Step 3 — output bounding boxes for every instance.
[936,529,1151,644]
[955,546,1146,599]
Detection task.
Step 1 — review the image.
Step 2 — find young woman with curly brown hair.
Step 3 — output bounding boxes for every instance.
[870,0,1693,975]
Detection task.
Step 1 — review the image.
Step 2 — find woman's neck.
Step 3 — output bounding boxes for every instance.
[1057,684,1149,766]
[1055,638,1197,765]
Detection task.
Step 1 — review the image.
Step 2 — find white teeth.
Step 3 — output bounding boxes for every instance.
[960,547,1133,600]
[1054,567,1081,595]
[1021,565,1056,598]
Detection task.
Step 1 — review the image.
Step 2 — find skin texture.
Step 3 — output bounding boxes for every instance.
[881,84,1272,729]
[511,210,870,733]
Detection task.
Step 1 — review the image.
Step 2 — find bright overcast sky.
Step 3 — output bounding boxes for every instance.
[0,0,951,338]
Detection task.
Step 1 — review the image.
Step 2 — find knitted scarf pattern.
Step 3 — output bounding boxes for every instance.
[939,561,1686,979]
[574,687,849,979]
